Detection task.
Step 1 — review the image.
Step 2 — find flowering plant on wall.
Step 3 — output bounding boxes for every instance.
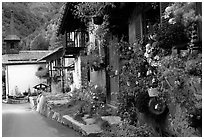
[71,83,106,117]
[163,2,201,27]
[162,2,201,51]
[86,41,106,71]
[118,39,161,125]
[87,50,106,71]
[74,2,115,23]
[35,66,49,79]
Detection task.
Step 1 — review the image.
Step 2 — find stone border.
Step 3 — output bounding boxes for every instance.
[31,96,102,136]
[45,103,103,136]
[6,97,28,104]
[30,95,121,136]
[29,96,38,110]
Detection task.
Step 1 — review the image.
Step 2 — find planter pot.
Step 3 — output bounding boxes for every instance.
[93,16,103,25]
[148,97,166,115]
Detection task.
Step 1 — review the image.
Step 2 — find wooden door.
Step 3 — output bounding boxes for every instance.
[108,38,120,106]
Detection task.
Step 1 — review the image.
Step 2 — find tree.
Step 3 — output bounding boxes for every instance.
[30,33,49,50]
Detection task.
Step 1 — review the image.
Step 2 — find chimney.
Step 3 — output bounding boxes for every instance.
[10,10,15,35]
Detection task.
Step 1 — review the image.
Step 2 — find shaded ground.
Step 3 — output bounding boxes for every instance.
[2,103,81,137]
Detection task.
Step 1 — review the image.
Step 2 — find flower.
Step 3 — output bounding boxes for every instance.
[154,55,160,60]
[168,18,176,24]
[94,84,98,89]
[164,6,174,19]
[165,6,173,14]
[138,72,141,77]
[127,82,130,86]
[146,69,152,76]
[145,43,151,50]
[135,81,139,85]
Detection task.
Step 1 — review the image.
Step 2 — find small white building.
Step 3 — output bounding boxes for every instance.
[2,10,51,97]
[2,51,51,96]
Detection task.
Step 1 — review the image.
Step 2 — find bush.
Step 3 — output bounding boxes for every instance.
[71,83,106,117]
[185,54,202,77]
[156,23,189,50]
[101,122,155,137]
[118,40,154,126]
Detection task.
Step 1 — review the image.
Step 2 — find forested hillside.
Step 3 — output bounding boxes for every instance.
[2,2,64,52]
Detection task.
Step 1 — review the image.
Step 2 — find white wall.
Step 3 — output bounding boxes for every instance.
[6,63,47,96]
[90,69,106,87]
[73,56,81,89]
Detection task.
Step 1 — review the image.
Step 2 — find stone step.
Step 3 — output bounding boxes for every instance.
[62,115,102,136]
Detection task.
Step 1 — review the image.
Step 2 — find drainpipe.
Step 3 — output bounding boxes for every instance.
[61,62,65,94]
[104,41,111,103]
[61,30,67,93]
[6,66,9,100]
[50,61,52,92]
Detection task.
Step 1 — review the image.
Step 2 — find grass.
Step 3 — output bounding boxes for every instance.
[50,100,87,117]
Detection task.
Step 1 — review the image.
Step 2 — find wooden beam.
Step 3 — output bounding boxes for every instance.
[63,55,75,58]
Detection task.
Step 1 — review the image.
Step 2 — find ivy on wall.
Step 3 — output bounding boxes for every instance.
[71,2,202,137]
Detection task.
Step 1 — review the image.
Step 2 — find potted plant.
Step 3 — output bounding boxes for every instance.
[148,97,166,115]
[35,66,49,79]
[92,15,104,25]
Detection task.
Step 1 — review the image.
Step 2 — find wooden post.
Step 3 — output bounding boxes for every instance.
[61,57,65,93]
[61,30,67,93]
[104,40,111,103]
[50,61,52,92]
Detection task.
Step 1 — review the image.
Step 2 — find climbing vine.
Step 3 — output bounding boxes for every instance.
[72,2,202,137]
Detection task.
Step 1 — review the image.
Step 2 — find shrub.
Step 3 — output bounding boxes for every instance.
[101,122,155,137]
[71,83,106,117]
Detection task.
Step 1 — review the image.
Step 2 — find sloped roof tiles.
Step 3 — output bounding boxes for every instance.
[2,50,52,65]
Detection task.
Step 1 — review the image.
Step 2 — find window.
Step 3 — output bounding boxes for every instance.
[66,30,87,48]
[10,42,14,49]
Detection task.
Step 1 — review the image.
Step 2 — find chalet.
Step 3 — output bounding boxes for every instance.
[54,2,202,105]
[37,46,76,94]
[38,3,87,94]
[54,2,168,105]
[36,2,202,136]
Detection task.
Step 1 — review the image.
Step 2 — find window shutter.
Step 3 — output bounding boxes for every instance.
[160,2,170,26]
[195,2,202,41]
[135,14,143,41]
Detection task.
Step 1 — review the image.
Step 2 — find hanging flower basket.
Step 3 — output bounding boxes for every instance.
[93,15,103,25]
[148,88,159,97]
[35,66,49,79]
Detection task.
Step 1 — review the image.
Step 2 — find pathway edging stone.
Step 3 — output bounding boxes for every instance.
[31,95,121,136]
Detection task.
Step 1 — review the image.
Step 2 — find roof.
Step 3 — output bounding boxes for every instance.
[37,46,64,62]
[56,3,67,34]
[57,2,86,35]
[38,46,85,62]
[4,35,21,41]
[2,50,52,65]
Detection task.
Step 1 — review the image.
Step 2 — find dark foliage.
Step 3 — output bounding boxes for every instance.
[156,23,190,50]
[2,2,63,51]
